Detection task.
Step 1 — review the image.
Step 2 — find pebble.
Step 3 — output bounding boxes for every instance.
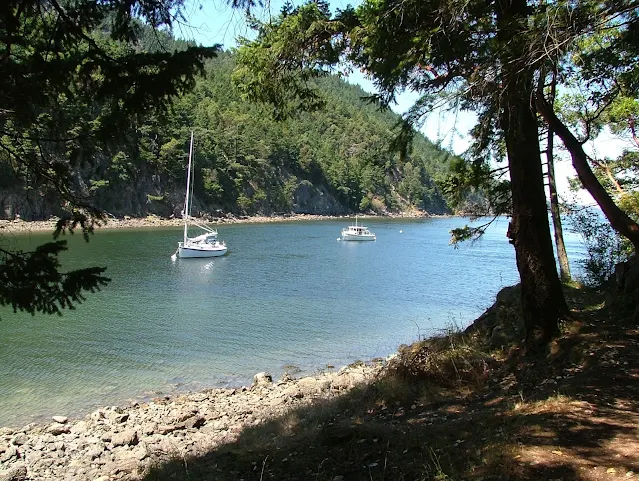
[0,363,381,481]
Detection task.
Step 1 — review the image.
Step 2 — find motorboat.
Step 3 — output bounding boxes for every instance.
[341,216,376,241]
[174,132,227,258]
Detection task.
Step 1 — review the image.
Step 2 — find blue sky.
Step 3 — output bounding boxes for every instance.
[177,0,628,205]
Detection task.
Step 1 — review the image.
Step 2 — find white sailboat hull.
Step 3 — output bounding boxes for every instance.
[178,243,227,258]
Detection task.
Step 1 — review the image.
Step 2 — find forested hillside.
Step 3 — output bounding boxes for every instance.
[1,37,454,220]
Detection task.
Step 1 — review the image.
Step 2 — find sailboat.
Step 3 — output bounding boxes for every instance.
[174,132,228,258]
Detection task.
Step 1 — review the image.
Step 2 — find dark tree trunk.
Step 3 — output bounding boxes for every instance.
[497,0,570,345]
[537,96,639,253]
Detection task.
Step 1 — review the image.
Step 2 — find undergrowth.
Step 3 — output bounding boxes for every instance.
[144,284,639,481]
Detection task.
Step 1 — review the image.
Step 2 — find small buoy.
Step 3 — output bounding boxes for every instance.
[337,237,341,241]
[399,230,403,233]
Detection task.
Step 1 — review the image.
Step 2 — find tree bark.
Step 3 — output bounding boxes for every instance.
[546,130,572,282]
[537,95,639,252]
[544,75,571,282]
[497,0,570,345]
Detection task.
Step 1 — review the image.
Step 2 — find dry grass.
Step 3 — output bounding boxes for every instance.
[385,330,494,389]
[143,284,639,481]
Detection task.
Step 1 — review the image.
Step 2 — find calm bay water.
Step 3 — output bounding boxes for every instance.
[0,217,585,427]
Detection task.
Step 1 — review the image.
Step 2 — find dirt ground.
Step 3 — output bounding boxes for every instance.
[140,285,638,481]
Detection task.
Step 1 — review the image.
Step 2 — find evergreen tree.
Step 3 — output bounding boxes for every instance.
[232,0,572,345]
[0,0,218,315]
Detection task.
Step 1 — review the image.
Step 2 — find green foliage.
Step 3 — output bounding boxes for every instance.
[233,2,342,120]
[3,20,454,220]
[548,5,639,253]
[567,205,632,287]
[123,52,453,217]
[236,193,252,213]
[1,0,219,218]
[0,240,110,316]
[0,0,217,316]
[89,180,110,192]
[359,195,372,211]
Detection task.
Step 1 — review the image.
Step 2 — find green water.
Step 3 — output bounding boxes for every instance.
[0,217,584,427]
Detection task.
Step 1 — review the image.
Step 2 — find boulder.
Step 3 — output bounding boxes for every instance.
[111,430,138,447]
[253,372,273,387]
[47,423,70,436]
[184,416,205,430]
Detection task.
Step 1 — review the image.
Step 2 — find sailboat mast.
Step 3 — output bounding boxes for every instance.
[183,131,194,244]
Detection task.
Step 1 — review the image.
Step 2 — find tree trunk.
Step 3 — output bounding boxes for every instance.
[537,96,639,253]
[497,0,570,345]
[546,131,572,282]
[544,75,571,282]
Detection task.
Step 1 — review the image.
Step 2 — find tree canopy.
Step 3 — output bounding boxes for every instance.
[1,1,456,316]
[232,0,639,345]
[0,0,218,315]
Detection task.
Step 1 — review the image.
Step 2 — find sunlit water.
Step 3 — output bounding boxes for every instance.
[0,217,585,427]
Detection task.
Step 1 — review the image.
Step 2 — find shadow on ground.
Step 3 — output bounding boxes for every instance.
[143,286,639,480]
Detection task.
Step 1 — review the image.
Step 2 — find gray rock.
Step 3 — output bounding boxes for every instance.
[330,375,355,391]
[86,445,104,460]
[0,358,386,481]
[70,421,90,435]
[90,409,106,421]
[10,434,28,446]
[131,445,148,461]
[253,372,273,386]
[48,423,70,435]
[112,413,129,424]
[157,424,182,435]
[211,420,227,430]
[111,430,138,447]
[175,408,197,423]
[184,416,205,429]
[187,392,208,402]
[52,416,68,424]
[279,372,294,383]
[296,376,330,396]
[0,445,18,462]
[0,463,27,481]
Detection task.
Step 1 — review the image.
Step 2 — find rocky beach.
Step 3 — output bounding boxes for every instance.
[0,211,431,234]
[0,362,382,481]
[0,210,441,481]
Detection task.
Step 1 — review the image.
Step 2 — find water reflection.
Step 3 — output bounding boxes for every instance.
[0,217,585,427]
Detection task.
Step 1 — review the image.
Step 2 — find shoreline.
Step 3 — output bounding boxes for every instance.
[0,210,464,480]
[0,360,385,480]
[0,209,441,430]
[0,211,438,234]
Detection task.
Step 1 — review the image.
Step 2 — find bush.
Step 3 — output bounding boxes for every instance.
[385,332,492,388]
